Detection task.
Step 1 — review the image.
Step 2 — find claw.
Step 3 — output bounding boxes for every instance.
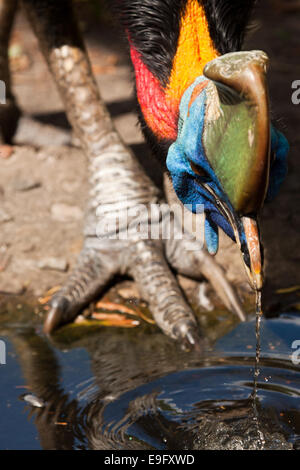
[182,330,205,353]
[127,240,201,342]
[166,235,246,322]
[193,249,247,322]
[172,320,204,352]
[201,257,246,322]
[42,244,117,334]
[43,295,71,334]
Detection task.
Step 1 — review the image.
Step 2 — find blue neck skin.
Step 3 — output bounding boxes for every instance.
[166,76,289,255]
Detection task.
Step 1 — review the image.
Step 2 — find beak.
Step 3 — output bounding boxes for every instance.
[241,216,263,291]
[201,182,264,291]
[202,50,271,215]
[200,51,270,291]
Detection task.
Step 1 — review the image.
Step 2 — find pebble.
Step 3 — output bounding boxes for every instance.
[0,279,25,295]
[37,257,68,272]
[51,203,83,222]
[14,116,71,148]
[20,393,45,408]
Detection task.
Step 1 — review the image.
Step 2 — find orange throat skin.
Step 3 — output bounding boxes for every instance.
[130,0,219,141]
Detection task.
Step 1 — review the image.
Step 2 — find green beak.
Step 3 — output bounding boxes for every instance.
[202,51,271,290]
[203,50,271,214]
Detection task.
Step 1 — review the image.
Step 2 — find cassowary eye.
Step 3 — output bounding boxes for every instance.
[190,162,211,180]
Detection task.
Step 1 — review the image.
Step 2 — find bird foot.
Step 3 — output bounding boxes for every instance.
[44,199,246,349]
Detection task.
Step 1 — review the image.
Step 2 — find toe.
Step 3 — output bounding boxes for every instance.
[44,295,71,334]
[126,239,202,347]
[166,237,246,322]
[43,246,117,333]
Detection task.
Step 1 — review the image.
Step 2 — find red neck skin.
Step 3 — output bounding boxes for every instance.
[130,45,179,142]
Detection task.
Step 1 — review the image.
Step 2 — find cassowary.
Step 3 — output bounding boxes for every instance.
[0,0,288,347]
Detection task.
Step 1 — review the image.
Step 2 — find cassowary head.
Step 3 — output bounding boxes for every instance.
[122,0,289,290]
[167,50,288,290]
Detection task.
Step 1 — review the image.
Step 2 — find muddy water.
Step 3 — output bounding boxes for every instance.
[0,302,299,450]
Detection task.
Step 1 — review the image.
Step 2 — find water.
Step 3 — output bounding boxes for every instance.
[251,290,265,448]
[254,290,263,393]
[0,303,299,450]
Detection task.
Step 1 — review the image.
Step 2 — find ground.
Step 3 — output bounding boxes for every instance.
[0,1,299,319]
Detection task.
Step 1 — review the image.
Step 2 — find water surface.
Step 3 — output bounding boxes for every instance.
[0,304,299,450]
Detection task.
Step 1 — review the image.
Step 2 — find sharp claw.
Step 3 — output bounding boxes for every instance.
[41,246,116,334]
[43,296,70,334]
[199,254,247,322]
[213,276,246,322]
[173,321,205,352]
[185,329,205,352]
[182,332,205,353]
[165,227,246,323]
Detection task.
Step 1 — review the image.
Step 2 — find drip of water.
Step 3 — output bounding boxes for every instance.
[252,289,265,448]
[253,290,262,402]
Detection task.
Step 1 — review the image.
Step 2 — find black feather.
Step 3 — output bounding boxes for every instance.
[202,0,256,54]
[112,0,186,86]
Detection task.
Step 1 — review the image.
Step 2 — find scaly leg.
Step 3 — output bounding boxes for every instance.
[22,0,245,347]
[0,0,20,143]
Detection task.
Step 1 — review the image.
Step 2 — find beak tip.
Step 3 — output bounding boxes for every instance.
[241,216,264,292]
[250,272,264,291]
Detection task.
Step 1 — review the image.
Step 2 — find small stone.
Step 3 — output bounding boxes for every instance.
[20,393,45,408]
[0,278,25,295]
[51,203,83,222]
[0,208,13,223]
[37,257,68,272]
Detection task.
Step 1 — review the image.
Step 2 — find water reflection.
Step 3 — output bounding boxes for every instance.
[0,310,299,450]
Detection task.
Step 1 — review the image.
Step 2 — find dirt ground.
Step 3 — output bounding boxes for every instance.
[0,1,299,316]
